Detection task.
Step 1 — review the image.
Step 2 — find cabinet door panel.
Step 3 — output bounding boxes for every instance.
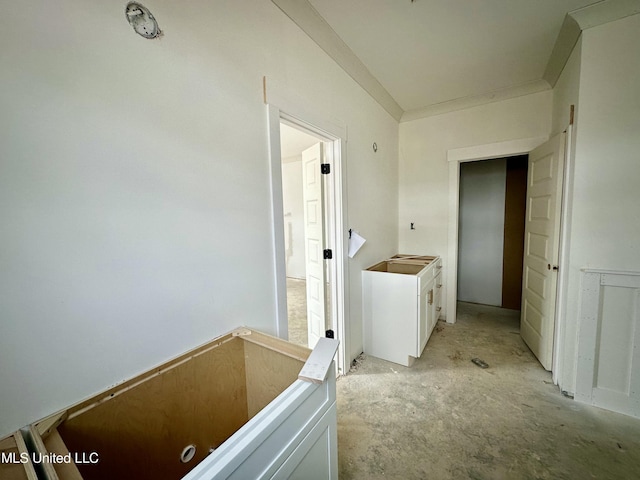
[418,290,428,355]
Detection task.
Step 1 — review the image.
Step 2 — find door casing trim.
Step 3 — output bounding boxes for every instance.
[266,102,348,377]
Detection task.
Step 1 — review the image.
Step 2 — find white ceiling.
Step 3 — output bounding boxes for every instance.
[303,0,598,113]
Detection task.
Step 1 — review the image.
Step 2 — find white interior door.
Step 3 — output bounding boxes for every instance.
[521,133,565,370]
[302,143,326,349]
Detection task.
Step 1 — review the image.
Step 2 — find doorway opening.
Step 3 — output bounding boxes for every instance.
[457,156,528,310]
[447,134,567,374]
[266,103,348,377]
[456,156,529,367]
[279,123,332,349]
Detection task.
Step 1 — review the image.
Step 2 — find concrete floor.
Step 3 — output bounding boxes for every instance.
[336,302,640,480]
[286,277,308,347]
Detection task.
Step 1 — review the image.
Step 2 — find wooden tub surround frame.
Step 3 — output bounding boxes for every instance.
[26,328,339,480]
[0,430,38,480]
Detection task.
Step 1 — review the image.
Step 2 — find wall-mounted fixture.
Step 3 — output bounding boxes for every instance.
[125,2,161,39]
[372,142,378,153]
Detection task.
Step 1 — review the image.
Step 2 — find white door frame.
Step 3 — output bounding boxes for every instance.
[552,123,574,386]
[267,103,349,376]
[445,136,548,326]
[447,134,578,381]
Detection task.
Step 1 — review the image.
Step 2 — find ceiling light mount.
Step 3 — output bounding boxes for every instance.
[125,2,161,39]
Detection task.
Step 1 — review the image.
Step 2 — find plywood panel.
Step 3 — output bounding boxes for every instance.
[29,329,309,479]
[0,459,30,480]
[44,429,84,480]
[0,447,31,480]
[244,341,305,418]
[235,329,310,364]
[0,432,37,480]
[366,261,424,275]
[56,337,248,480]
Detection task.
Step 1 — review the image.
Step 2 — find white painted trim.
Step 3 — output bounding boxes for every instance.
[267,104,289,338]
[574,271,602,404]
[299,337,340,383]
[575,269,640,418]
[326,136,349,376]
[553,124,574,386]
[545,2,640,88]
[271,0,639,124]
[266,101,349,377]
[543,14,582,88]
[447,137,548,163]
[269,1,403,121]
[446,160,460,325]
[183,374,337,479]
[446,136,548,325]
[582,267,640,276]
[570,0,640,30]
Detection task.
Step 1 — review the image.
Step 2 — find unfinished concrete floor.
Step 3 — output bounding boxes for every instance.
[337,302,640,479]
[286,277,308,347]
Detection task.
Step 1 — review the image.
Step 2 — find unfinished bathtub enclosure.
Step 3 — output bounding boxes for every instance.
[0,430,38,480]
[26,328,339,480]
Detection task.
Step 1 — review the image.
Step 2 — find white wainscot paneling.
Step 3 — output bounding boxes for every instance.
[576,269,640,418]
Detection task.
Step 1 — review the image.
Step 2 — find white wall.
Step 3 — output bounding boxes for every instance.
[399,91,552,318]
[345,120,400,358]
[458,159,507,306]
[0,0,399,436]
[555,14,640,394]
[281,156,306,279]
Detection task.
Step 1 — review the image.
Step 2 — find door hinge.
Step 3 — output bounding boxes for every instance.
[323,249,333,259]
[321,163,330,174]
[325,329,335,339]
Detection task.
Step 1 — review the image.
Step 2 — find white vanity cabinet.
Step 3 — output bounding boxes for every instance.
[363,255,442,367]
[427,262,443,339]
